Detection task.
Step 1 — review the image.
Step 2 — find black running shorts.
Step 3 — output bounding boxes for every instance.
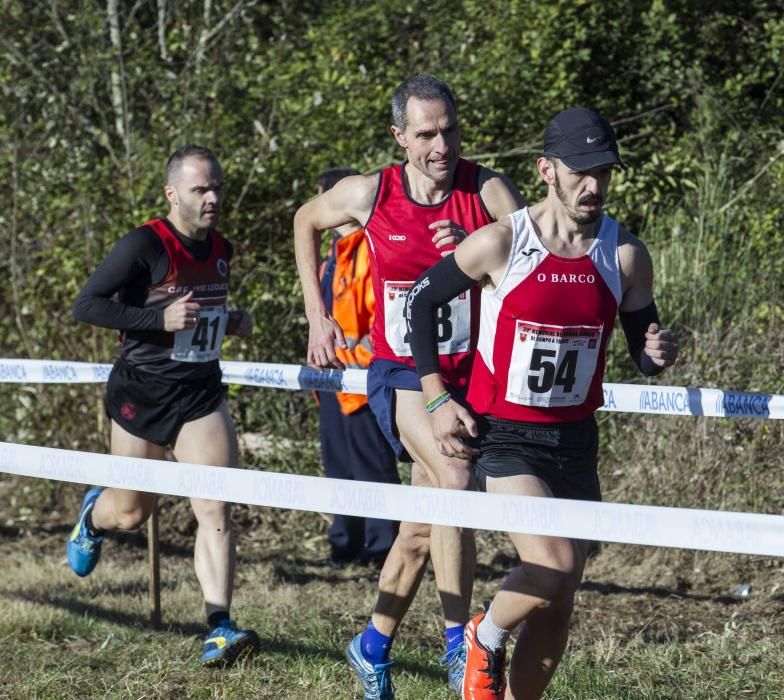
[473,414,601,502]
[105,358,227,446]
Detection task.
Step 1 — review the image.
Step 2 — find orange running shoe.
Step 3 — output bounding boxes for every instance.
[462,612,506,700]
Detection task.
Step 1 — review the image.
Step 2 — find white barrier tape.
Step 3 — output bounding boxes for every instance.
[599,383,783,420]
[0,359,113,384]
[1,440,783,557]
[0,358,782,420]
[220,361,369,395]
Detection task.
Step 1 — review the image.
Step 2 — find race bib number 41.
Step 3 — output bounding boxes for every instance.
[171,306,228,362]
[384,280,471,357]
[506,320,603,407]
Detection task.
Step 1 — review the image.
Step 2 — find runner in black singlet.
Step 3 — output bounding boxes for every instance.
[67,145,259,668]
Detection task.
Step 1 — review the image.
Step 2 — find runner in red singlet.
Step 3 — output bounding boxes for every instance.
[294,75,524,698]
[406,108,678,699]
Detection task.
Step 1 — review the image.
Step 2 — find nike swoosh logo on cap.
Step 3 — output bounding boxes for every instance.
[586,135,601,144]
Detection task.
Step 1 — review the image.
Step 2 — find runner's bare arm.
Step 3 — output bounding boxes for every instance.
[618,228,679,372]
[293,174,378,370]
[410,220,514,458]
[453,218,515,286]
[618,228,655,312]
[477,168,527,221]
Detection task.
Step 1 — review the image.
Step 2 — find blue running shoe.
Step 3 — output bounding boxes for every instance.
[201,620,260,667]
[67,487,105,577]
[345,633,395,700]
[439,642,466,694]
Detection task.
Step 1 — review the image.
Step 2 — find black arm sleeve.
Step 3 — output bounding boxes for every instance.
[405,254,477,378]
[72,227,168,331]
[619,301,664,376]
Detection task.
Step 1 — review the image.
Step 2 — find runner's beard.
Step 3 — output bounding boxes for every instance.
[554,172,602,226]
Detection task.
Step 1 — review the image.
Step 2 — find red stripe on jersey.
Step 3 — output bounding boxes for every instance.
[120,218,232,373]
[145,218,230,311]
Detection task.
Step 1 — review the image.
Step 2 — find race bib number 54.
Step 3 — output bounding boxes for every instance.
[384,280,471,357]
[171,306,228,362]
[506,320,603,407]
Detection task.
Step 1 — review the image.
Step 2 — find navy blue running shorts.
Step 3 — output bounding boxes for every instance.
[473,414,601,502]
[105,358,227,446]
[367,358,467,462]
[367,359,421,462]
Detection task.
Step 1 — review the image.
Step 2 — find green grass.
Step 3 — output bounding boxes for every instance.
[1,527,783,699]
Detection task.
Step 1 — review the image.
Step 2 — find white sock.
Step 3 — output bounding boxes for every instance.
[476,606,511,652]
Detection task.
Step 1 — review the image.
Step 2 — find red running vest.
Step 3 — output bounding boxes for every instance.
[122,218,231,371]
[364,159,493,388]
[467,207,623,423]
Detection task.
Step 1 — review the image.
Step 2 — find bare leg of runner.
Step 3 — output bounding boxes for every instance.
[370,389,475,635]
[173,401,238,616]
[371,462,432,634]
[484,474,587,700]
[89,422,163,531]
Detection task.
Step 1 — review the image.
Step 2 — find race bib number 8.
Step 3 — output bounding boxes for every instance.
[384,280,471,357]
[506,320,603,407]
[171,307,228,362]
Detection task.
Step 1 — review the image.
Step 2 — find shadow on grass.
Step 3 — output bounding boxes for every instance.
[267,551,517,585]
[0,521,196,559]
[270,559,380,585]
[100,529,194,559]
[8,589,205,635]
[580,579,743,605]
[258,637,443,680]
[476,551,520,581]
[4,589,444,679]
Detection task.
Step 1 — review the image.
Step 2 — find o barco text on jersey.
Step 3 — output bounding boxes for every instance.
[538,273,596,284]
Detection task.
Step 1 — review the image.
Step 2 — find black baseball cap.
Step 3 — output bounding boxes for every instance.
[543,107,626,171]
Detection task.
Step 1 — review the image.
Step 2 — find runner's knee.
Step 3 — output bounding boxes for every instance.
[113,503,152,530]
[506,545,583,607]
[192,499,231,531]
[434,462,473,491]
[534,557,582,605]
[396,522,431,560]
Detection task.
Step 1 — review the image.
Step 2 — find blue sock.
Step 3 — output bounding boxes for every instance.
[361,620,393,664]
[445,624,465,654]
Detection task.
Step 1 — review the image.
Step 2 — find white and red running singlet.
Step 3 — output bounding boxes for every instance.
[467,207,623,422]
